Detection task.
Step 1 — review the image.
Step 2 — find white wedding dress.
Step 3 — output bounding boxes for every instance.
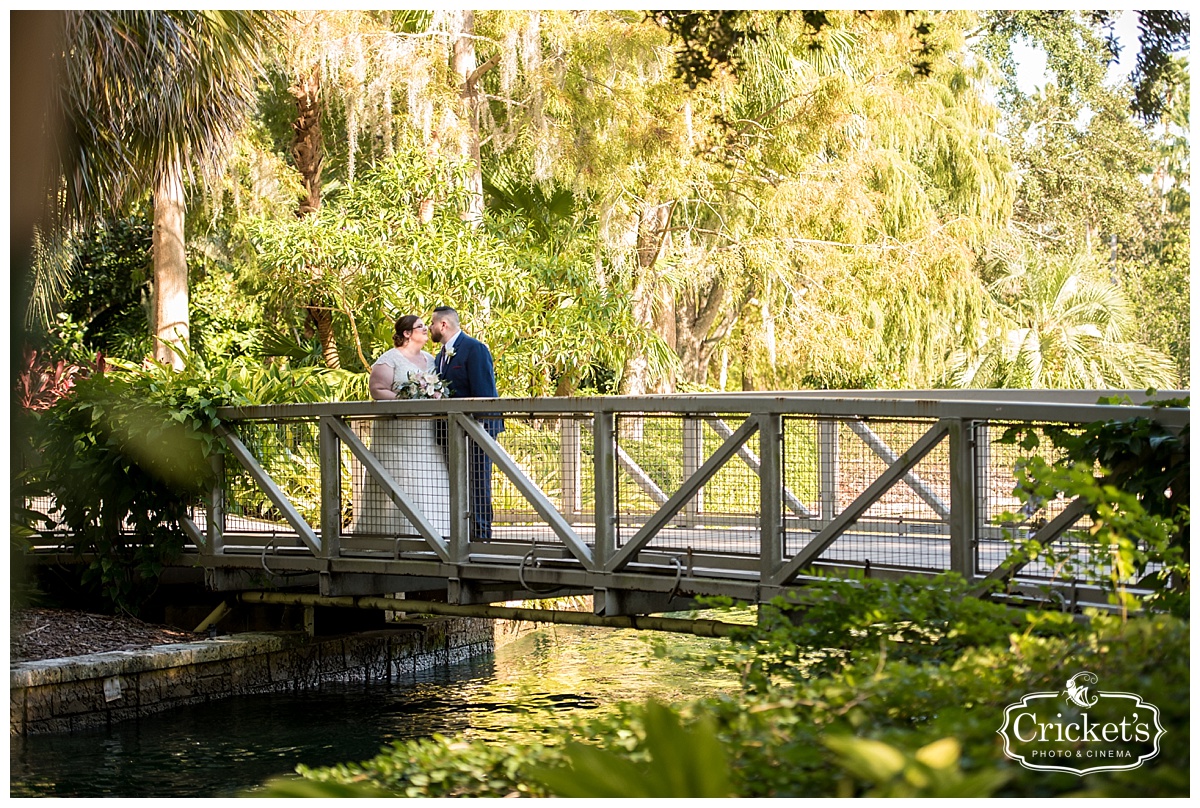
[349,348,451,538]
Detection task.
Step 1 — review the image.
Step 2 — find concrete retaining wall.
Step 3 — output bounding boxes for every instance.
[10,617,494,736]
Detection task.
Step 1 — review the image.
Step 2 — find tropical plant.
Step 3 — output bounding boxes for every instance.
[262,575,1189,798]
[948,251,1179,389]
[530,700,734,798]
[45,10,279,368]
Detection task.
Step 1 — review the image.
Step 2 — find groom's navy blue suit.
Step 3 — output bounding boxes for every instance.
[437,332,503,541]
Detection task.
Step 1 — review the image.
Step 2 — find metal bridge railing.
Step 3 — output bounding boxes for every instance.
[164,392,1188,608]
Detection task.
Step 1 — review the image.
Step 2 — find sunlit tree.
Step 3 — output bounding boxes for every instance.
[46,11,276,368]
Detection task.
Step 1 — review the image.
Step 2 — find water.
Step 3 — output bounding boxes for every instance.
[9,623,739,798]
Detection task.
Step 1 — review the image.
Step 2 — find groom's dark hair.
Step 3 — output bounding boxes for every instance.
[432,306,459,327]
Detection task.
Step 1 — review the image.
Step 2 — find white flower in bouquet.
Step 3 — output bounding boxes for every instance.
[394,369,451,400]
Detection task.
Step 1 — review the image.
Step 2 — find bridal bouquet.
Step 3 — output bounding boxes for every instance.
[394,370,451,400]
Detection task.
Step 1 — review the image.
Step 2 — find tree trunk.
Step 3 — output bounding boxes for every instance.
[311,306,340,369]
[290,64,323,217]
[675,278,735,386]
[618,202,675,395]
[762,274,777,387]
[289,63,340,368]
[151,165,189,369]
[452,9,488,227]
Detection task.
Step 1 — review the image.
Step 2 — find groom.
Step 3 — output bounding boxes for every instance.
[429,306,504,542]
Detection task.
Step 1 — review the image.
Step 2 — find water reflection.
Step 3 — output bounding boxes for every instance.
[10,623,738,798]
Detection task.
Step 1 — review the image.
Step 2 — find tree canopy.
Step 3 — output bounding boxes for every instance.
[19,9,1190,393]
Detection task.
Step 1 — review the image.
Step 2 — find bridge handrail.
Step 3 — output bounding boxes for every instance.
[216,392,1190,428]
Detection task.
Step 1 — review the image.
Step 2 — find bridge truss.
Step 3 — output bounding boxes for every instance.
[26,391,1189,617]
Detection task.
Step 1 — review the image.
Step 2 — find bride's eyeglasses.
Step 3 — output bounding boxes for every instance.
[412,323,428,331]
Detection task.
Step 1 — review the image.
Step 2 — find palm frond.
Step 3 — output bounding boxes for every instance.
[54,10,280,228]
[25,226,76,331]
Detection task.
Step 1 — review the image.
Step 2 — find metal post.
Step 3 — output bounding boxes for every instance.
[560,417,582,524]
[447,413,471,562]
[817,418,839,524]
[759,412,783,581]
[319,416,342,560]
[682,416,703,525]
[593,410,617,569]
[976,420,993,528]
[207,449,225,557]
[948,418,978,582]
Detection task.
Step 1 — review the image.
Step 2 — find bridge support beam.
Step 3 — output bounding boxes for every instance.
[238,591,743,637]
[319,571,449,598]
[593,587,699,617]
[759,413,784,582]
[319,416,342,561]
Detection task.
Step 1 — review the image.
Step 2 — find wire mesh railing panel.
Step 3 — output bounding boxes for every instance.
[613,414,683,519]
[614,414,763,555]
[787,418,951,571]
[222,419,321,540]
[20,496,68,545]
[491,415,596,547]
[974,421,1106,582]
[781,416,823,517]
[342,415,452,541]
[698,416,765,519]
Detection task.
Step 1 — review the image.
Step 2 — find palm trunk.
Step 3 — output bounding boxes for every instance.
[311,306,340,369]
[290,64,323,217]
[151,165,189,369]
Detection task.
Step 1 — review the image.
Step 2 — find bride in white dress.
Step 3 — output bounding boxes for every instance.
[349,314,451,537]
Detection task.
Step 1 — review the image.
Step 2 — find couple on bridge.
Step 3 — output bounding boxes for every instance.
[351,306,503,542]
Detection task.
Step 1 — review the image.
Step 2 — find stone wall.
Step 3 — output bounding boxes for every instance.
[10,617,494,736]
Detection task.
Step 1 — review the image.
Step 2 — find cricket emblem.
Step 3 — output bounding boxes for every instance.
[1063,671,1099,709]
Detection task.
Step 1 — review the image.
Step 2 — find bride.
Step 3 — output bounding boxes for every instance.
[349,314,451,538]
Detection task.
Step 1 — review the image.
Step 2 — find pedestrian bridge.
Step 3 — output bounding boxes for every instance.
[28,390,1189,617]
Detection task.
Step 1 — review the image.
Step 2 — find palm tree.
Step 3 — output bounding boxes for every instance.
[48,11,277,368]
[948,252,1179,389]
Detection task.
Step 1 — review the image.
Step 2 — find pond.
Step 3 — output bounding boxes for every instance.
[10,621,741,798]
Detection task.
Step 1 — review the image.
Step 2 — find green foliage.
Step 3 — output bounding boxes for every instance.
[24,350,363,614]
[247,777,391,798]
[532,700,733,797]
[823,735,1010,797]
[279,573,1188,798]
[996,402,1190,615]
[727,575,1025,693]
[49,215,153,361]
[34,370,215,614]
[288,734,561,798]
[725,610,1187,797]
